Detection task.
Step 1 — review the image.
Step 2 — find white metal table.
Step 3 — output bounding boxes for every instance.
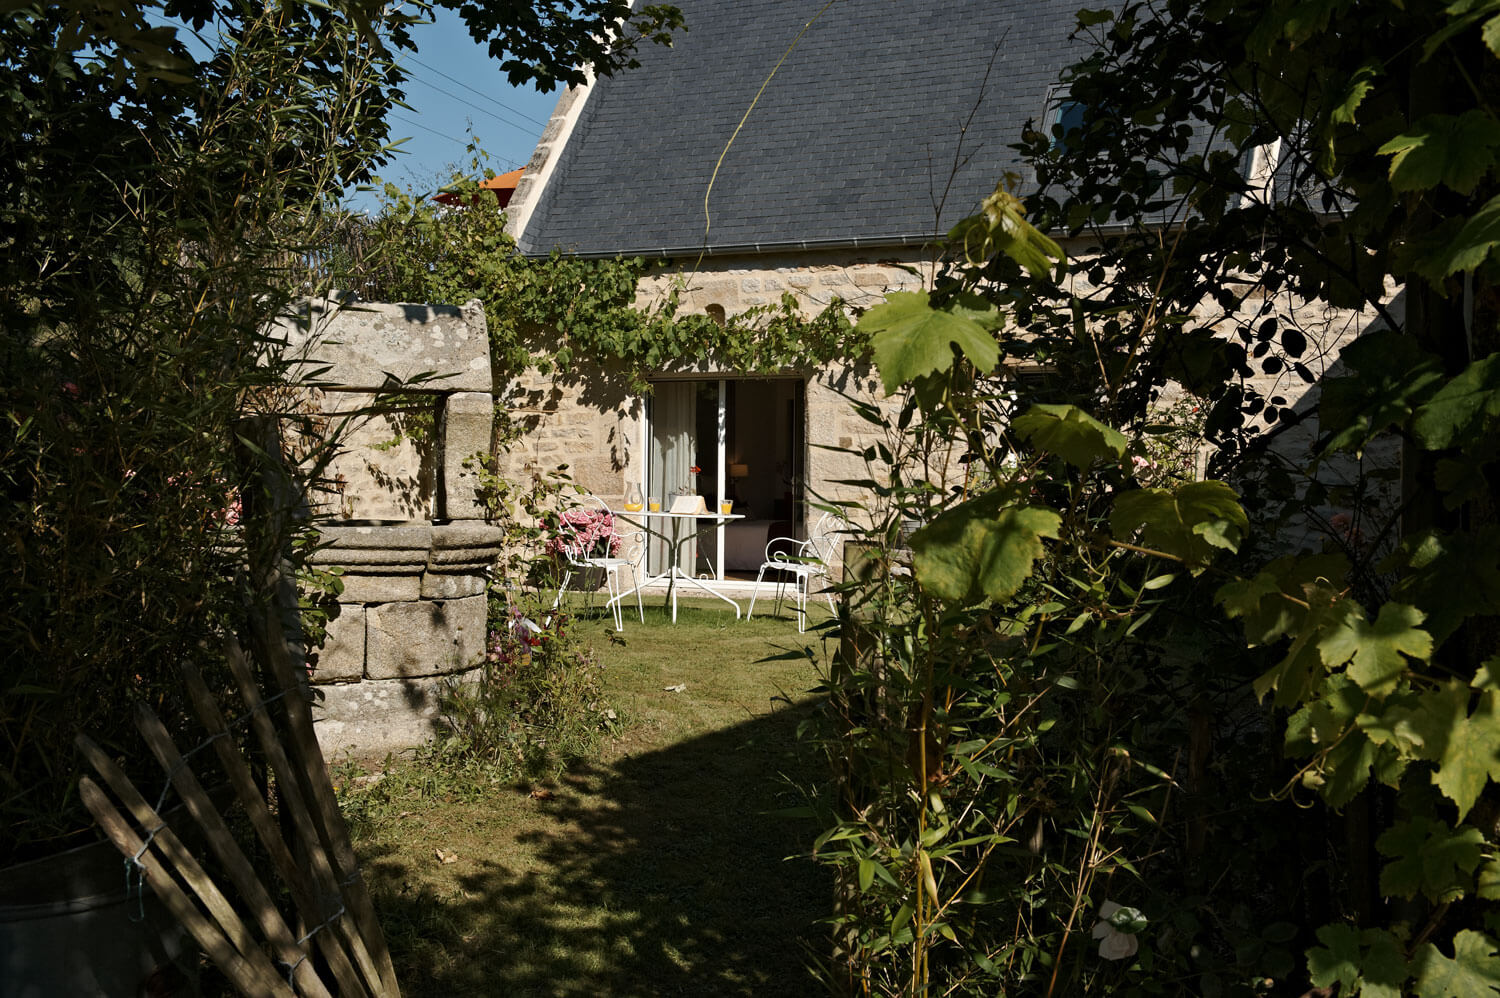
[612,509,744,621]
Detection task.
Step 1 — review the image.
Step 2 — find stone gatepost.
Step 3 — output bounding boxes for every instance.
[278,298,504,759]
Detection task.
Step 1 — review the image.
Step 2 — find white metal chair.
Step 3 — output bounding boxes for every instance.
[552,494,645,631]
[746,512,843,632]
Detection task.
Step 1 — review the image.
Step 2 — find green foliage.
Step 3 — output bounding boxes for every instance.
[443,0,682,92]
[1379,112,1500,196]
[1110,480,1248,568]
[334,162,860,393]
[0,0,417,863]
[813,0,1500,991]
[0,0,687,865]
[908,494,1060,603]
[808,184,1302,994]
[862,291,1001,393]
[432,598,617,781]
[1024,0,1500,993]
[1012,403,1129,469]
[1411,931,1500,998]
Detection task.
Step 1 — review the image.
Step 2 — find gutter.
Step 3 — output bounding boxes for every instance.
[519,223,1140,262]
[520,232,946,261]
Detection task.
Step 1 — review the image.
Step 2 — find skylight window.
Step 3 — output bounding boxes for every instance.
[1045,88,1089,151]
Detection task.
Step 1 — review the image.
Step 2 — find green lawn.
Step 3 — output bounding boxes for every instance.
[344,596,838,997]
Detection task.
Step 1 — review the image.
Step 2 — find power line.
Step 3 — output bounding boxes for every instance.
[405,54,551,128]
[385,113,526,175]
[388,111,472,149]
[401,71,543,135]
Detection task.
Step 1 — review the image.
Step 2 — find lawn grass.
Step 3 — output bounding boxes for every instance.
[342,595,838,997]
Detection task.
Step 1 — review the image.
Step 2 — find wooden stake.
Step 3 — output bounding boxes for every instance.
[79,776,294,998]
[222,635,386,996]
[133,701,364,996]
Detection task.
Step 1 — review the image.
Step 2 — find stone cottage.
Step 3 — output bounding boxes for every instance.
[498,0,1388,581]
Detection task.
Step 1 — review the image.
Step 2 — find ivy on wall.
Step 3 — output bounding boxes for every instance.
[333,168,861,391]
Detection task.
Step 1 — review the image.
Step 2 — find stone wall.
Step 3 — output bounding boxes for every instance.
[487,248,955,584]
[276,298,504,759]
[493,241,1393,582]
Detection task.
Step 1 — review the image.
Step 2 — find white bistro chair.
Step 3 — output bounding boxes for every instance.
[746,512,843,632]
[552,495,645,631]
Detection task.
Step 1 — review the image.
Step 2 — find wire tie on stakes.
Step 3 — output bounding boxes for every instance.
[123,822,165,922]
[280,901,349,986]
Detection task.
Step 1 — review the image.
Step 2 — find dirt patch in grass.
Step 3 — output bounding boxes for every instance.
[345,598,837,997]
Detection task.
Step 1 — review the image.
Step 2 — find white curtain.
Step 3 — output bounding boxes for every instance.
[648,382,695,572]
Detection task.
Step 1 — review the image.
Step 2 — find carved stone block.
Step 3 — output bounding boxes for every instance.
[311,606,365,683]
[365,594,486,680]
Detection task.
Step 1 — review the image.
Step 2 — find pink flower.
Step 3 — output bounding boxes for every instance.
[1329,512,1364,547]
[216,489,242,527]
[546,508,622,559]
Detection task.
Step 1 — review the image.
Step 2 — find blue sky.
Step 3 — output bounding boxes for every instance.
[356,6,562,211]
[349,6,562,213]
[148,5,559,215]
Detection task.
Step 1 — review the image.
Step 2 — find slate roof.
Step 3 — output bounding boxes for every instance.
[516,0,1097,258]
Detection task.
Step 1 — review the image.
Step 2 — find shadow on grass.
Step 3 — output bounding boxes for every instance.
[360,694,832,997]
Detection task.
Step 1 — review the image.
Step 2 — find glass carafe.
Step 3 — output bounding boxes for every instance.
[623,481,644,512]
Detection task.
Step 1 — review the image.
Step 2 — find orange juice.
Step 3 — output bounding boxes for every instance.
[720,501,733,515]
[648,500,661,512]
[624,501,643,512]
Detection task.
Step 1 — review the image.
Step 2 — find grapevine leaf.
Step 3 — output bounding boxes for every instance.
[1439,454,1499,509]
[1378,111,1500,195]
[1358,691,1429,760]
[1285,675,1378,806]
[910,493,1061,605]
[1251,580,1342,706]
[1111,481,1248,570]
[1307,923,1361,993]
[1361,928,1415,998]
[1421,0,1500,60]
[1412,930,1500,998]
[1479,858,1500,901]
[1385,527,1500,644]
[1480,658,1500,691]
[1217,554,1350,646]
[1310,925,1412,998]
[1316,60,1382,173]
[1263,633,1329,708]
[1012,404,1128,468]
[1409,683,1500,821]
[1376,816,1485,903]
[1319,328,1445,454]
[946,291,1006,330]
[1318,601,1432,696]
[1413,354,1500,450]
[1424,193,1500,278]
[859,291,1001,394]
[948,182,1066,277]
[1330,60,1379,129]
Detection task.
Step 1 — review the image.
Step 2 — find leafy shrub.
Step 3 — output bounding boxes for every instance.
[432,598,617,781]
[0,0,418,864]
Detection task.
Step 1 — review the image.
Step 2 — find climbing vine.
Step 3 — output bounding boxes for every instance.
[335,162,860,391]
